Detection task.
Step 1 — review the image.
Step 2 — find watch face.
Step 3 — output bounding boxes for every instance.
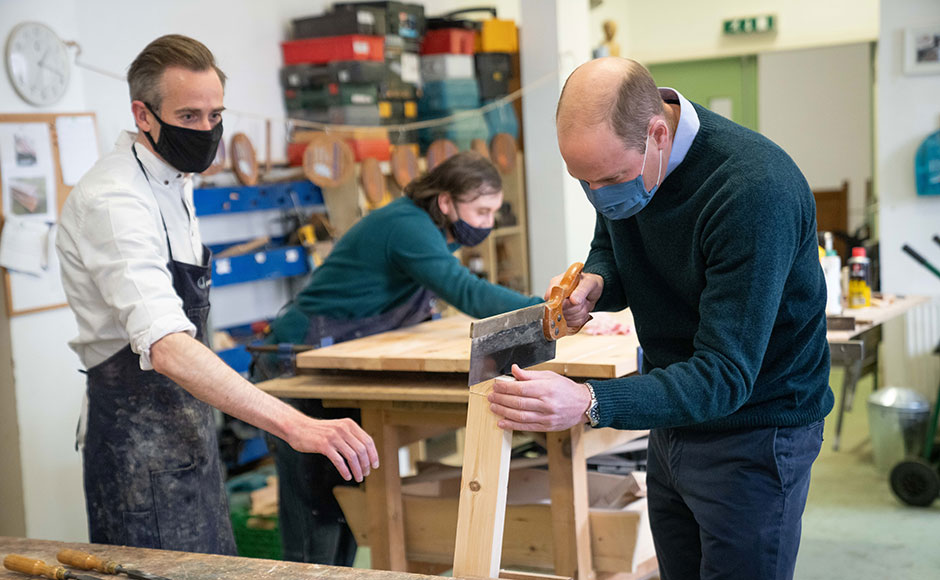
[5,22,71,106]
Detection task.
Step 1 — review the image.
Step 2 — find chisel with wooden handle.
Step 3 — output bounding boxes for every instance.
[3,555,101,580]
[56,551,171,580]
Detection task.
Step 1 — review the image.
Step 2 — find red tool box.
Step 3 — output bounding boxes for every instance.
[281,34,385,65]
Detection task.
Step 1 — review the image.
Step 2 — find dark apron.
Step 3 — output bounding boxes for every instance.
[269,287,436,565]
[82,149,236,555]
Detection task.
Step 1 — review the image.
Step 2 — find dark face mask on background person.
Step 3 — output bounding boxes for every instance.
[144,102,223,173]
[451,216,491,247]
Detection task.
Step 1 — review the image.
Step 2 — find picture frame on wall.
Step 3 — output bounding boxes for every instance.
[904,25,940,75]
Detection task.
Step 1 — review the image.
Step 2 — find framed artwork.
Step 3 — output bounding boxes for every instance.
[904,25,940,75]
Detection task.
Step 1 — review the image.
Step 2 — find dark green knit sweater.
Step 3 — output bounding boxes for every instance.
[270,196,540,344]
[584,104,834,431]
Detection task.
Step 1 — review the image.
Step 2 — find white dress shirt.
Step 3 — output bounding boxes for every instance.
[57,131,206,371]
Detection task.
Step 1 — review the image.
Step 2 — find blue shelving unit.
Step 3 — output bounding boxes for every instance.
[194,180,323,216]
[211,245,310,287]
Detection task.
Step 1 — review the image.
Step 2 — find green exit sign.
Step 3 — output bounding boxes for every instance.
[723,15,775,35]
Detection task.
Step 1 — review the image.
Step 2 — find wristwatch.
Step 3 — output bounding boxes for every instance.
[584,382,600,427]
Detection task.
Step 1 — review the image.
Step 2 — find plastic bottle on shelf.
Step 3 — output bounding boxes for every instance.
[847,246,871,309]
[821,232,843,315]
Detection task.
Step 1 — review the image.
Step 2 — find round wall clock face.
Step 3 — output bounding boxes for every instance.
[5,22,71,106]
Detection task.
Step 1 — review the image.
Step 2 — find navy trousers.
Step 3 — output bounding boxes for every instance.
[647,421,824,580]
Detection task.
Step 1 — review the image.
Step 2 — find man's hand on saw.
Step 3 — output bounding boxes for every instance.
[545,271,603,329]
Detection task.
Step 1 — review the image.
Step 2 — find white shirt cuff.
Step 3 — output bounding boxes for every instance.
[132,314,197,371]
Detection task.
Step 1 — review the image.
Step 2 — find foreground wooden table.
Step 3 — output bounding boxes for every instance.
[0,536,437,580]
[259,311,644,580]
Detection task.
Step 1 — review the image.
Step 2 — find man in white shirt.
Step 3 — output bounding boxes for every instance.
[56,34,378,554]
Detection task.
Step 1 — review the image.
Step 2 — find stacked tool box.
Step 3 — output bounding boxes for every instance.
[417,18,487,152]
[336,1,425,150]
[280,2,425,161]
[473,14,519,140]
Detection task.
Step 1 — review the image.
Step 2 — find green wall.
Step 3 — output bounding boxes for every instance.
[648,56,758,131]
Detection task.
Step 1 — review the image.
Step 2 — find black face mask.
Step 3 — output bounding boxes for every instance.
[451,218,491,247]
[144,102,223,173]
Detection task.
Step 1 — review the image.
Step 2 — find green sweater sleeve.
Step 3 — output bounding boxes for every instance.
[584,212,628,311]
[388,219,541,319]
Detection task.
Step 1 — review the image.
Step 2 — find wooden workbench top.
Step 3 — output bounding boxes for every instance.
[826,294,931,342]
[0,537,440,580]
[296,310,640,380]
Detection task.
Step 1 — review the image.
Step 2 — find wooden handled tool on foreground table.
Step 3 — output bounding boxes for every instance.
[56,551,170,580]
[3,555,100,580]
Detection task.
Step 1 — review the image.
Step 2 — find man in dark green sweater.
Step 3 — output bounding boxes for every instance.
[487,58,834,579]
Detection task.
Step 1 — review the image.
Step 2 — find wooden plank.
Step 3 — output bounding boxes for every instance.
[296,311,639,379]
[361,409,407,571]
[547,428,594,580]
[452,378,513,579]
[0,536,438,580]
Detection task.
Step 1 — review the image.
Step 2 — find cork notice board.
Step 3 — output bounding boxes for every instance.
[0,112,98,316]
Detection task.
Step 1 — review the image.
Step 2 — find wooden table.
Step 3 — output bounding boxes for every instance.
[260,311,644,580]
[0,536,440,580]
[826,295,931,450]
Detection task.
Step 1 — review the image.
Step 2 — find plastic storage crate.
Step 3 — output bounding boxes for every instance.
[292,6,386,39]
[419,112,489,151]
[483,99,519,139]
[281,34,384,65]
[419,79,480,112]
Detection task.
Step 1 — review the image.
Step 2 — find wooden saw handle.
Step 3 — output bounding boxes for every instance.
[542,262,584,341]
[57,549,117,574]
[3,555,68,579]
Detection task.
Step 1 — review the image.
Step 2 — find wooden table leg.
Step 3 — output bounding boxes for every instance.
[453,379,513,579]
[547,426,595,580]
[361,408,406,571]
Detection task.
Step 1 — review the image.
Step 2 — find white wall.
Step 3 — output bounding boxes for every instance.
[519,0,595,291]
[0,0,90,541]
[593,0,879,64]
[758,43,874,234]
[876,0,940,398]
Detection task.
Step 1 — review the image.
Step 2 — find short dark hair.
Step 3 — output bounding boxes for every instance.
[609,60,664,152]
[405,151,502,229]
[127,34,226,111]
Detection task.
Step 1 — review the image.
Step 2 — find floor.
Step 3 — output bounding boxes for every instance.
[351,368,940,578]
[794,369,940,579]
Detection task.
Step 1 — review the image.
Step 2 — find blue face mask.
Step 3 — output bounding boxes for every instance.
[452,218,491,247]
[579,133,663,220]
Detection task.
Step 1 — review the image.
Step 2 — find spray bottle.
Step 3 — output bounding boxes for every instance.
[847,246,872,309]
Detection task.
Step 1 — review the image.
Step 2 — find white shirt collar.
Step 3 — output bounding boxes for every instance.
[659,88,700,178]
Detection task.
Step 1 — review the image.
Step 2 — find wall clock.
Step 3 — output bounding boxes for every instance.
[5,22,71,106]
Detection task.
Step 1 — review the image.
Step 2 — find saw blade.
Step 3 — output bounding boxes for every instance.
[469,307,555,385]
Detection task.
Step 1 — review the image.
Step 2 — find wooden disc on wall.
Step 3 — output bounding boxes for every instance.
[360,157,386,206]
[231,133,259,186]
[490,133,517,175]
[471,138,490,159]
[390,145,419,189]
[426,139,459,172]
[302,132,355,188]
[200,138,226,176]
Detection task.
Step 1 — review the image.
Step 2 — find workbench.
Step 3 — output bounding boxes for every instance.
[258,311,655,580]
[826,295,931,450]
[0,536,438,580]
